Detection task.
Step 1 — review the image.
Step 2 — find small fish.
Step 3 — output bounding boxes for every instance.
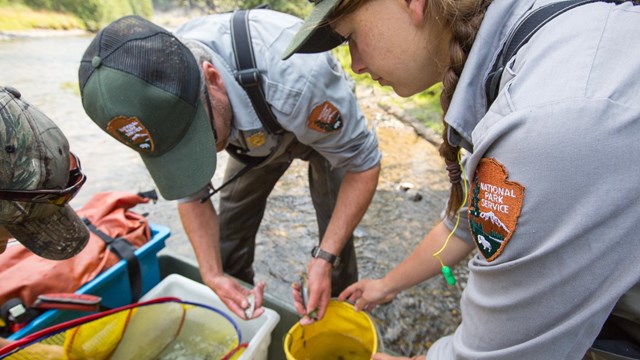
[244,293,256,319]
[306,308,319,321]
[299,273,310,308]
[298,273,318,321]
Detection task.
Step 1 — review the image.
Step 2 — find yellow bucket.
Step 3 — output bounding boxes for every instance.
[284,300,378,360]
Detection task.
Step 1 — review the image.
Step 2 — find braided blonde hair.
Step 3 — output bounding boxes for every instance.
[429,0,492,217]
[331,0,493,217]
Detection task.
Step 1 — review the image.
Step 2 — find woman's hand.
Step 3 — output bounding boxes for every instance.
[338,278,396,311]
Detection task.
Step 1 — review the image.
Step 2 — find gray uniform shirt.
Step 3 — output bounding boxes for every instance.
[174,10,380,175]
[431,1,640,359]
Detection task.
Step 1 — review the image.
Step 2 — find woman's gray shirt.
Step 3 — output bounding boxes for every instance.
[431,1,640,359]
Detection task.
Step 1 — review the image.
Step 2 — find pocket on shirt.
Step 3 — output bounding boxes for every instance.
[265,79,302,116]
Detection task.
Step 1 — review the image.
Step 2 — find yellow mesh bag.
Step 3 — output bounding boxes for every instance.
[0,298,243,360]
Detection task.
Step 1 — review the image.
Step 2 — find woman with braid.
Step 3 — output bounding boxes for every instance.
[283,0,640,359]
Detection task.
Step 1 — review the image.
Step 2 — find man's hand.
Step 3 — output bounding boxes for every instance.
[338,278,396,312]
[206,275,266,320]
[179,199,269,320]
[292,258,332,325]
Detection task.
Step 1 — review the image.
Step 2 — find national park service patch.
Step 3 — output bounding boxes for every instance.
[106,116,154,154]
[468,158,525,262]
[307,101,343,133]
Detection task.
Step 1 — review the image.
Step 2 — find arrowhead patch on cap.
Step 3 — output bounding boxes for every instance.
[106,116,155,153]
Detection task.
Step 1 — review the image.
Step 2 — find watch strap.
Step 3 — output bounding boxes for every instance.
[311,246,341,268]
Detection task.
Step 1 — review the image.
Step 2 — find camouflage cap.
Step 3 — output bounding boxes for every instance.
[0,86,89,260]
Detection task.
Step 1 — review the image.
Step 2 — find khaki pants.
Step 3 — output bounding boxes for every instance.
[218,141,358,296]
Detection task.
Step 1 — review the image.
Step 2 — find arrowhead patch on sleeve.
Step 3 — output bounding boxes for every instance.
[468,158,525,262]
[307,101,343,133]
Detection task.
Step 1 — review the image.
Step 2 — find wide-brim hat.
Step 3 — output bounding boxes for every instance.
[282,0,345,60]
[79,16,217,200]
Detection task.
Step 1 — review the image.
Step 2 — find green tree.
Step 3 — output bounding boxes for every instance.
[239,0,311,17]
[470,181,481,217]
[154,0,310,18]
[15,0,153,31]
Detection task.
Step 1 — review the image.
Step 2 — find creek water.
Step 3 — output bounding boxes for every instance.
[0,32,467,356]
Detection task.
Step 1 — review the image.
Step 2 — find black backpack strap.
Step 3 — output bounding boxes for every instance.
[199,149,264,203]
[230,9,284,135]
[485,0,625,109]
[82,218,142,303]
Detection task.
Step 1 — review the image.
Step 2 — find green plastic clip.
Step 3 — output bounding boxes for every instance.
[442,266,456,286]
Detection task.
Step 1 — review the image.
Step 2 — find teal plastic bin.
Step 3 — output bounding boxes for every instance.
[7,223,170,340]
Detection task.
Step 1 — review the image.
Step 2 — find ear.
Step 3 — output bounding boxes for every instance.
[201,61,226,94]
[407,0,427,26]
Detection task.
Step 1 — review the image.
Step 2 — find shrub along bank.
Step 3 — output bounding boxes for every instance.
[0,0,152,31]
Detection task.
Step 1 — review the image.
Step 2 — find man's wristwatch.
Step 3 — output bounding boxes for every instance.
[311,246,341,268]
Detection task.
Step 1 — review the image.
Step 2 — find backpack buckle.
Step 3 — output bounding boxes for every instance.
[235,69,261,88]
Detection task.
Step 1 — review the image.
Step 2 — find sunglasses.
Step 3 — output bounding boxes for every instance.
[0,152,87,206]
[203,86,218,143]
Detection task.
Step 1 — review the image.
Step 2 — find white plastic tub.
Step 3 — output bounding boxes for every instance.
[141,274,280,360]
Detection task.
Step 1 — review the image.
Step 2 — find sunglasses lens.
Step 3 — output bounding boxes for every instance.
[55,153,86,205]
[0,152,86,206]
[203,88,218,144]
[61,171,86,204]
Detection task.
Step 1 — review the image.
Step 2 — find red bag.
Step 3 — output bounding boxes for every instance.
[0,191,152,333]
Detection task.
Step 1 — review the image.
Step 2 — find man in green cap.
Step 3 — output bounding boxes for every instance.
[79,10,382,322]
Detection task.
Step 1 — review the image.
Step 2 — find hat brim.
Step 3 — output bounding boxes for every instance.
[80,66,216,201]
[282,0,345,60]
[141,101,217,200]
[5,204,90,260]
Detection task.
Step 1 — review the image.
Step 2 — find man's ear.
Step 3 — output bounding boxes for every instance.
[201,61,226,94]
[407,0,427,26]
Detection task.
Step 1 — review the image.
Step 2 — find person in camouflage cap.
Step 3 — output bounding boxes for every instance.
[0,85,89,260]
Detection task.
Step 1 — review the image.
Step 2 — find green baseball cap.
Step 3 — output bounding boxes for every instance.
[0,86,90,260]
[79,15,217,201]
[282,0,345,60]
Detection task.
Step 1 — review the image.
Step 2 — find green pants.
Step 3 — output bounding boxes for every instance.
[218,141,358,296]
